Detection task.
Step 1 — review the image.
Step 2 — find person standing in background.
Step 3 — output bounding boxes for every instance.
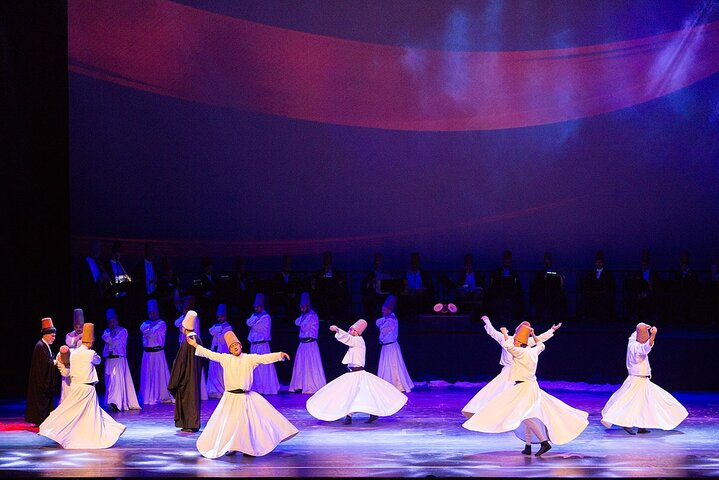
[376,295,414,393]
[246,294,280,395]
[206,303,233,399]
[139,299,173,405]
[289,292,326,394]
[102,308,141,412]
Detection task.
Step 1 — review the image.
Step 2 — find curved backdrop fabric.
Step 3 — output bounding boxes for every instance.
[68,1,719,268]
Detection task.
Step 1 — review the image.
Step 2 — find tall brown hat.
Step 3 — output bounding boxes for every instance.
[383,295,397,312]
[41,317,56,335]
[515,324,531,345]
[253,293,265,308]
[59,345,70,366]
[82,323,95,343]
[514,320,531,334]
[147,299,159,313]
[636,323,651,343]
[72,309,84,326]
[350,319,368,335]
[224,330,241,349]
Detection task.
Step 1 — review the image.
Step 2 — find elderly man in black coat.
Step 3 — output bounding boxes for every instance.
[25,317,60,426]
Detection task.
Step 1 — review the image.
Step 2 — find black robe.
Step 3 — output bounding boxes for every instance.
[25,339,59,425]
[168,336,202,429]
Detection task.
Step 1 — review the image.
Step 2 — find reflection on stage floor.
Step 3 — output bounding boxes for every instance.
[1,383,717,477]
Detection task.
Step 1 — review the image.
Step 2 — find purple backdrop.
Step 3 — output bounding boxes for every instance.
[69,0,719,271]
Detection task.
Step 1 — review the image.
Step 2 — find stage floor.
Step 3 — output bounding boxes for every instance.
[1,384,717,478]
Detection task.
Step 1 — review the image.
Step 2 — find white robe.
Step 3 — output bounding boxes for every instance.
[247,311,279,394]
[206,322,233,399]
[102,326,141,411]
[463,339,588,445]
[306,328,408,421]
[289,310,326,394]
[38,346,126,449]
[601,333,688,430]
[139,319,172,405]
[60,331,83,402]
[194,345,298,457]
[376,313,414,392]
[461,321,554,418]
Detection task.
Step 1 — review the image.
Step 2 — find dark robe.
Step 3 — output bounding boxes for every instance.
[488,268,525,323]
[531,271,566,323]
[167,335,202,430]
[25,339,59,425]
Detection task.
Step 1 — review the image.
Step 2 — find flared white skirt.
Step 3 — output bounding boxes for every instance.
[39,383,126,449]
[377,343,414,393]
[140,351,172,405]
[59,376,71,403]
[306,370,408,421]
[463,380,588,445]
[289,341,327,394]
[601,375,688,430]
[196,391,298,458]
[461,366,512,418]
[104,357,141,411]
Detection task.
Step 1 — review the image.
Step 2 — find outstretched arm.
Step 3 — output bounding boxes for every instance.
[331,325,359,346]
[483,316,506,344]
[649,326,657,347]
[193,342,226,363]
[253,352,290,366]
[55,353,69,377]
[535,323,560,343]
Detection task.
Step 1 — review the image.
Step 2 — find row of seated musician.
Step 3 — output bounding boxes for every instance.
[74,241,719,329]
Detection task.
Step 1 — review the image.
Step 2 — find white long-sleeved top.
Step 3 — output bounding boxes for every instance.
[209,322,233,352]
[484,319,554,367]
[68,345,101,384]
[376,313,399,344]
[247,311,272,343]
[295,310,319,339]
[335,328,366,368]
[56,353,69,378]
[66,331,83,349]
[101,327,128,357]
[503,338,545,383]
[194,344,283,392]
[140,319,167,348]
[626,332,653,377]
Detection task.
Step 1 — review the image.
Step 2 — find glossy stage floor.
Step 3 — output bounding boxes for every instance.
[1,382,717,478]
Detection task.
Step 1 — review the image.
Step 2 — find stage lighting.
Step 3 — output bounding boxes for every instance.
[433,303,458,314]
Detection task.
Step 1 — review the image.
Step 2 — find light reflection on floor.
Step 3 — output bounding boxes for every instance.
[1,385,718,477]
